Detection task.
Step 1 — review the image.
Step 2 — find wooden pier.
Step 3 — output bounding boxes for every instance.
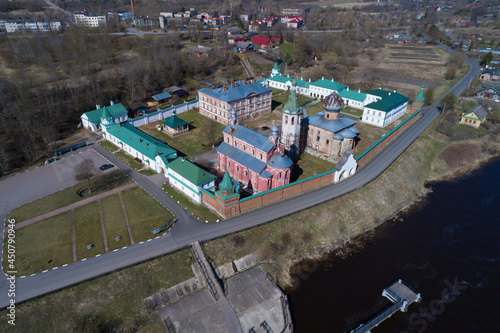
[351,279,421,333]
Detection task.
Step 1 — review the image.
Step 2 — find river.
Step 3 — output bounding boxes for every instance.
[289,159,500,333]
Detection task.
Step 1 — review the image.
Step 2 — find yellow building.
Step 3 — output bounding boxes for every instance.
[460,105,489,128]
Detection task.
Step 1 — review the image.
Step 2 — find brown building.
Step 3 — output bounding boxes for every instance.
[198,81,272,124]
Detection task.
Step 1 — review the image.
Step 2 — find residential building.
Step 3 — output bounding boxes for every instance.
[301,92,359,163]
[281,15,304,24]
[102,122,177,175]
[286,17,304,28]
[251,36,271,49]
[338,87,367,110]
[460,105,489,128]
[309,77,346,99]
[249,20,266,32]
[362,89,409,127]
[74,13,106,27]
[271,36,282,46]
[282,6,309,17]
[3,19,61,33]
[198,81,272,124]
[265,16,279,27]
[216,110,293,192]
[480,69,500,81]
[166,157,215,204]
[81,102,128,132]
[240,13,253,22]
[477,84,500,101]
[134,16,159,27]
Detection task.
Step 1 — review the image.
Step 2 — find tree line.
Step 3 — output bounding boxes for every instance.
[0,29,239,176]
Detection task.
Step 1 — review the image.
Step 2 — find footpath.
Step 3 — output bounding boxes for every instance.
[14,183,137,230]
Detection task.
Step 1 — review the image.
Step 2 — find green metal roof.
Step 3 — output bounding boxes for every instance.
[82,103,128,124]
[415,85,425,102]
[338,89,367,102]
[168,157,216,186]
[367,88,391,98]
[162,114,189,128]
[272,61,280,71]
[267,75,310,88]
[106,123,177,161]
[219,170,233,192]
[282,89,302,115]
[311,78,346,92]
[364,92,409,112]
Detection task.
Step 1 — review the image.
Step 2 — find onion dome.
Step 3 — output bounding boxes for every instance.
[272,124,279,133]
[231,107,237,117]
[323,92,344,112]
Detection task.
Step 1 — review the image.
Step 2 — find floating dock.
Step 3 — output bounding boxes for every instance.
[351,279,421,333]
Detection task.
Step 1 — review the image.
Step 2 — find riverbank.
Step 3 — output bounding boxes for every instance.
[203,120,500,290]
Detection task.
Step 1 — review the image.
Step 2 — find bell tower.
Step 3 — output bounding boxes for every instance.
[281,79,302,157]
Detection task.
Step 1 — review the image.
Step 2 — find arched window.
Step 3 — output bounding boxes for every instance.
[279,172,282,179]
[291,116,294,125]
[285,115,288,124]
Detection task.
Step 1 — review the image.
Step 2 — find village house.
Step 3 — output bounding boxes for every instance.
[477,84,500,101]
[282,6,309,17]
[151,91,172,105]
[251,36,271,49]
[460,105,489,128]
[216,109,293,192]
[480,70,500,81]
[239,13,253,22]
[198,81,272,124]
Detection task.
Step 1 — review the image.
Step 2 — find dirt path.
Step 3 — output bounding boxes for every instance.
[14,183,137,230]
[71,209,77,262]
[98,200,109,252]
[119,191,135,245]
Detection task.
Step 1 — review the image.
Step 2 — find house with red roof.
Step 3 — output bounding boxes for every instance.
[272,36,282,46]
[265,16,278,27]
[251,36,271,49]
[286,17,304,28]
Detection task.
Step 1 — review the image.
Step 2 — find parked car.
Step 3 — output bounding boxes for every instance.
[99,164,114,171]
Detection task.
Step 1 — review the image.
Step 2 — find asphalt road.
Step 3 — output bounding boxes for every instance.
[0,47,480,308]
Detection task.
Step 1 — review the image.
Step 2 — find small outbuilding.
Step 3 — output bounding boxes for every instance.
[162,111,190,137]
[152,91,172,105]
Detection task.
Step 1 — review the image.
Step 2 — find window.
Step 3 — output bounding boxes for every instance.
[317,136,320,141]
[326,139,329,145]
[291,116,295,125]
[236,165,239,172]
[285,115,288,124]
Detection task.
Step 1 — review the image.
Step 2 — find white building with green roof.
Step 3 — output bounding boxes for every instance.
[166,157,216,203]
[102,122,177,175]
[309,77,347,99]
[264,74,311,96]
[338,87,368,110]
[362,88,409,128]
[81,102,128,131]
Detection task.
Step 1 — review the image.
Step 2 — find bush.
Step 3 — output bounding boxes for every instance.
[444,66,456,80]
[231,235,245,248]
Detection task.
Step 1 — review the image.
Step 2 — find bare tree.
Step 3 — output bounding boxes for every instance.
[74,158,97,194]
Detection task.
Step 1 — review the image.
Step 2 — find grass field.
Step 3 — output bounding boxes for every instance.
[3,211,73,276]
[163,183,219,222]
[139,109,226,158]
[293,153,335,181]
[115,151,144,170]
[122,187,174,242]
[139,169,157,176]
[0,249,196,333]
[98,139,120,152]
[101,194,131,251]
[74,201,104,259]
[7,170,131,223]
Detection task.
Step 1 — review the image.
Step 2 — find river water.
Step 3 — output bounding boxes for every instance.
[289,159,500,333]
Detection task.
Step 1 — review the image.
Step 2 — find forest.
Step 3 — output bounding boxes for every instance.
[0,30,240,176]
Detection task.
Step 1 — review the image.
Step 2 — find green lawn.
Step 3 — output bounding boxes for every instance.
[293,153,336,181]
[139,169,157,176]
[8,170,131,223]
[305,102,325,116]
[342,107,364,117]
[101,194,131,251]
[3,211,73,276]
[163,183,219,222]
[115,151,144,170]
[121,187,174,242]
[74,201,104,259]
[98,139,120,152]
[139,109,226,158]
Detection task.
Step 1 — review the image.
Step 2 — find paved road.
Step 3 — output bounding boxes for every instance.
[0,47,480,308]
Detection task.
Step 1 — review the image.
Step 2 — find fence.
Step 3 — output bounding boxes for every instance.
[128,99,199,127]
[53,141,87,156]
[356,110,422,165]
